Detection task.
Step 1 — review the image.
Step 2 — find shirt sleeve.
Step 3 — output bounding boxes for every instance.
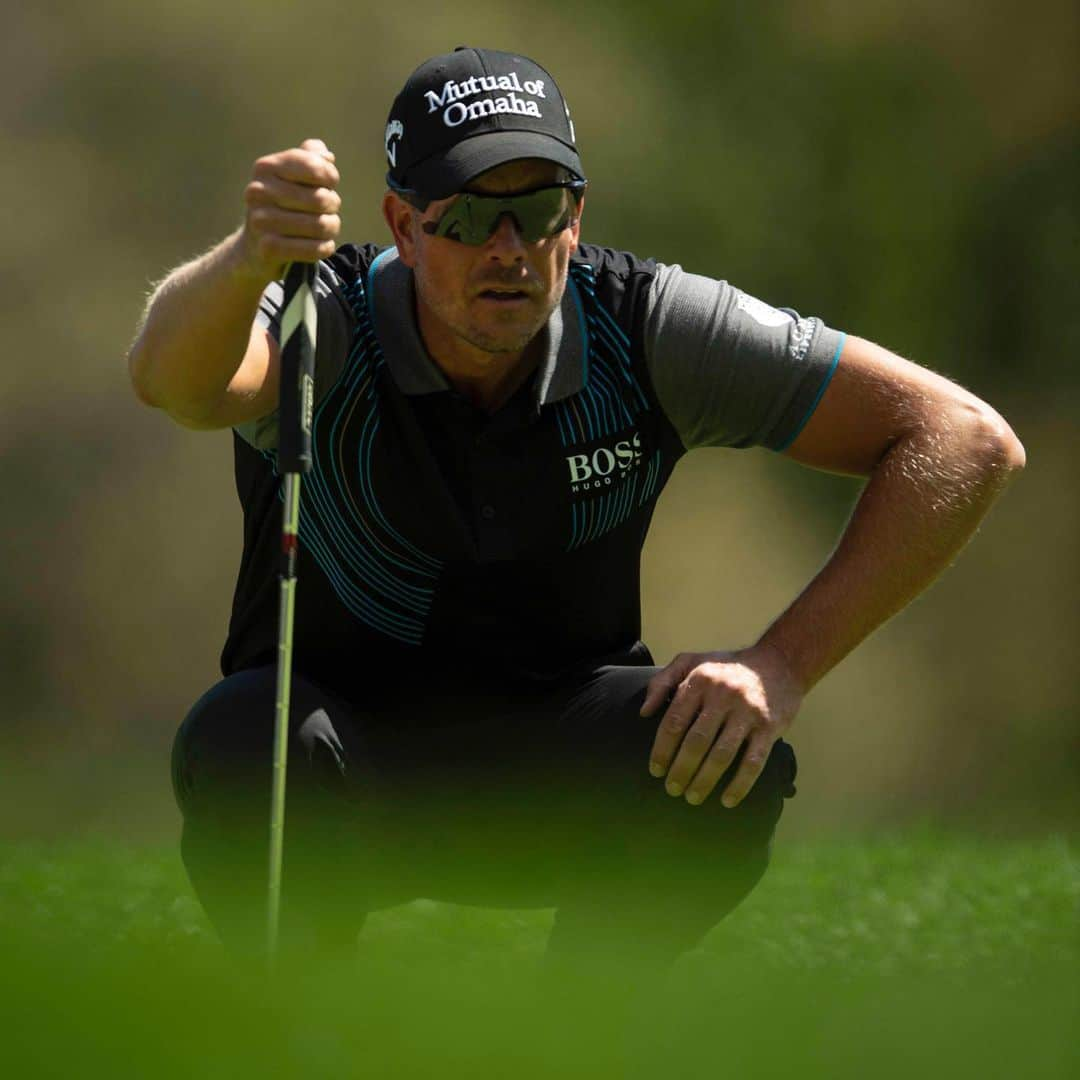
[233,261,353,452]
[643,262,846,451]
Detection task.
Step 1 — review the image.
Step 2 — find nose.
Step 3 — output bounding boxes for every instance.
[485,212,527,264]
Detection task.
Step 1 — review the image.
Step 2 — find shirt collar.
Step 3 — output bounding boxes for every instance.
[367,247,587,407]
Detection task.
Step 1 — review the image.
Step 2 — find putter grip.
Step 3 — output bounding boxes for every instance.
[277,261,318,474]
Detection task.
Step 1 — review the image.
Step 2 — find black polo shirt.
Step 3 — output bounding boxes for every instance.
[223,242,845,696]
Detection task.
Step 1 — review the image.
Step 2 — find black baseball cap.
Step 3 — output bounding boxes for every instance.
[384,47,584,200]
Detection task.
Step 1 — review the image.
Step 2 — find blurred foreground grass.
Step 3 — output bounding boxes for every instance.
[1,826,1076,1079]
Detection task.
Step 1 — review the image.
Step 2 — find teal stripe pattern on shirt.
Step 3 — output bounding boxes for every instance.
[262,270,442,646]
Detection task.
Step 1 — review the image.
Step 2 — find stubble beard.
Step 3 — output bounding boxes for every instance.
[449,275,567,357]
[459,319,542,355]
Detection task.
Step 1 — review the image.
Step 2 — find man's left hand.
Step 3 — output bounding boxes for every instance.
[641,643,805,808]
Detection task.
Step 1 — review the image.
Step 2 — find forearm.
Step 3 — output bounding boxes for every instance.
[757,413,1025,692]
[127,228,271,420]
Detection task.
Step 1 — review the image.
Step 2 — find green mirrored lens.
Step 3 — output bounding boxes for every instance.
[432,185,579,245]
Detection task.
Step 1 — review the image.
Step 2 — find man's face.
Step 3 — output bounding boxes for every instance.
[385,158,583,358]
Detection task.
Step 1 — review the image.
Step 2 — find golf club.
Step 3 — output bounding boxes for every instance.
[267,259,317,968]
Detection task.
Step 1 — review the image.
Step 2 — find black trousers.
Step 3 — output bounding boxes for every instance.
[171,658,797,973]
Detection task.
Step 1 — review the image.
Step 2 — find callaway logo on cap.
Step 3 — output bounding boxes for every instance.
[384,46,584,200]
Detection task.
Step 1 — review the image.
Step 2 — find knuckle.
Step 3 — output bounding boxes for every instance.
[697,670,731,695]
[743,700,767,722]
[661,714,687,736]
[318,188,341,213]
[253,234,277,261]
[710,754,736,777]
[248,206,276,233]
[710,739,737,761]
[714,676,741,697]
[276,148,304,172]
[683,727,712,748]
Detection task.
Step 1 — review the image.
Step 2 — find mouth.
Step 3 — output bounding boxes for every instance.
[475,288,532,304]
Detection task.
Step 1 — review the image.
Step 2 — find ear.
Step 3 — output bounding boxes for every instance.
[568,191,584,254]
[382,191,420,267]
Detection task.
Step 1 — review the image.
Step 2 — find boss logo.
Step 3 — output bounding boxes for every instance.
[566,432,643,490]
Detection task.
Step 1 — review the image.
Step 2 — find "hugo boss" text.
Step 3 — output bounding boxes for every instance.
[566,432,643,492]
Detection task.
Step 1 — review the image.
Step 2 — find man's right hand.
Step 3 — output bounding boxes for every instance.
[238,138,342,282]
[129,138,341,424]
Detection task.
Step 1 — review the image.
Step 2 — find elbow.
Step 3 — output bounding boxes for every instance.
[979,410,1026,475]
[1000,429,1026,472]
[127,335,161,409]
[126,341,222,430]
[955,400,1026,476]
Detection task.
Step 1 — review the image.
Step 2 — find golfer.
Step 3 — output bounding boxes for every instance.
[128,48,1024,984]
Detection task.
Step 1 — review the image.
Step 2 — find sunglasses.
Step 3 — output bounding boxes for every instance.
[409,180,587,246]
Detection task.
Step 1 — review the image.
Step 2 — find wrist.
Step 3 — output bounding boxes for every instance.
[223,227,282,290]
[745,635,813,699]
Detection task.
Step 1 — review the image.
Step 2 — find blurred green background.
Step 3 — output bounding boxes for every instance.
[1,0,1077,844]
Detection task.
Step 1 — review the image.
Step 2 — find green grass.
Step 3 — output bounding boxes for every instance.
[1,826,1077,1078]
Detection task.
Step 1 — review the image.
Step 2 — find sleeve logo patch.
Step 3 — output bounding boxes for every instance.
[736,291,793,328]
